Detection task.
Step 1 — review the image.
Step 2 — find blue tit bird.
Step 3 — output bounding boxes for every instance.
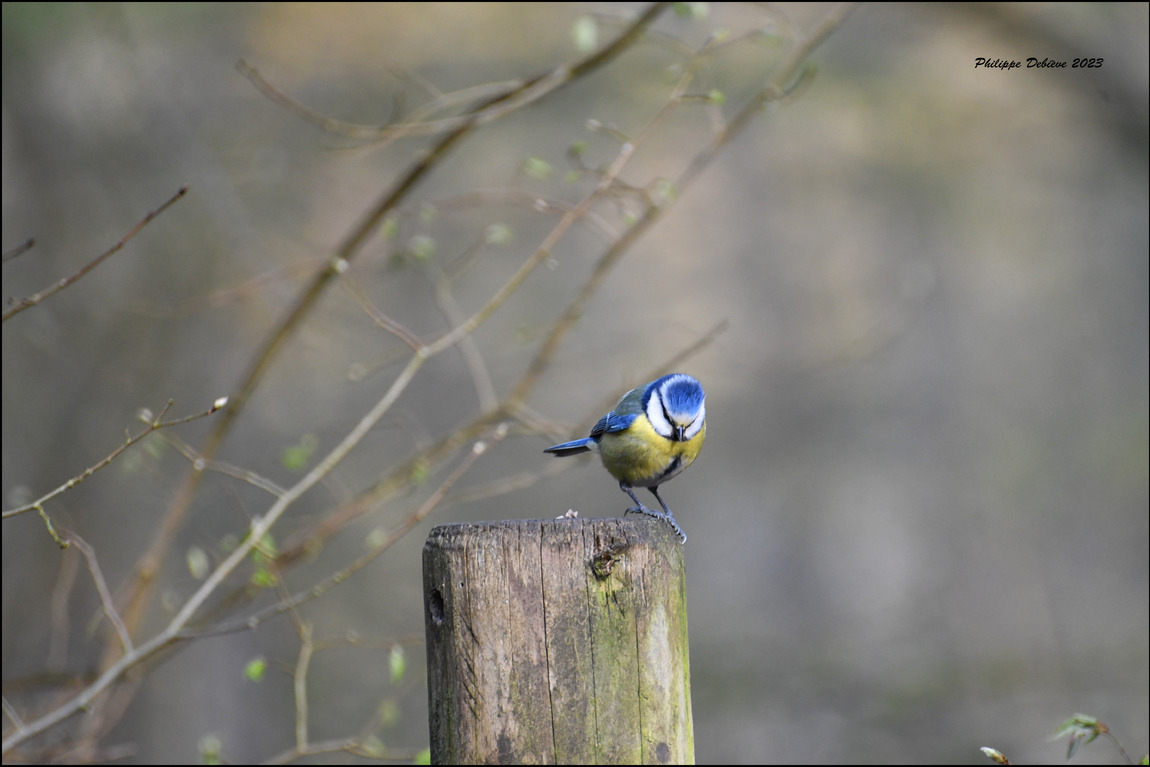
[544,373,706,543]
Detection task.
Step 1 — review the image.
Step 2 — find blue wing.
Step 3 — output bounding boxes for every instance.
[544,410,640,456]
[589,410,639,438]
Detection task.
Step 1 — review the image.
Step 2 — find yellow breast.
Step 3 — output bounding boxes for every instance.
[597,416,706,488]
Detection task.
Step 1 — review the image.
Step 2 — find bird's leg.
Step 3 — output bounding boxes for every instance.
[619,483,687,544]
[649,486,673,515]
[649,486,687,543]
[620,482,651,515]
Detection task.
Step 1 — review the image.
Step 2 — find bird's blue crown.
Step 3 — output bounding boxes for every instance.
[643,374,705,423]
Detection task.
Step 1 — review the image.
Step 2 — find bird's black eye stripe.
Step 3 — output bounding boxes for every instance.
[661,400,686,442]
[661,394,697,442]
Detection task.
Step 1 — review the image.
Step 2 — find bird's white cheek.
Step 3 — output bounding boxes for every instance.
[646,394,674,438]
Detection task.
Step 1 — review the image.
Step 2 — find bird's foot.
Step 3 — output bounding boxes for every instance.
[624,505,687,544]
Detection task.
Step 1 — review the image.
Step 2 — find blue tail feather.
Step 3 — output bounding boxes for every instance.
[544,438,595,457]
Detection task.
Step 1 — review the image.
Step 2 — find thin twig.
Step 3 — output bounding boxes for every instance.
[2,399,225,515]
[239,62,531,143]
[62,534,134,655]
[2,187,188,322]
[157,432,287,497]
[341,279,424,351]
[47,545,81,670]
[1,398,228,545]
[2,238,36,263]
[294,623,313,752]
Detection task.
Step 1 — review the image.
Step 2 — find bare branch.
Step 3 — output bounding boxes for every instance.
[62,534,134,656]
[2,238,36,264]
[2,187,188,322]
[2,398,227,544]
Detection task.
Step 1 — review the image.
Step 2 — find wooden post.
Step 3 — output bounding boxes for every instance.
[423,517,694,764]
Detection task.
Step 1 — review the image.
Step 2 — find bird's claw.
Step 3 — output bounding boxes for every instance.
[624,505,687,544]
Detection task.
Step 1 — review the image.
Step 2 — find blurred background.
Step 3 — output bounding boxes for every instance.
[3,3,1146,764]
